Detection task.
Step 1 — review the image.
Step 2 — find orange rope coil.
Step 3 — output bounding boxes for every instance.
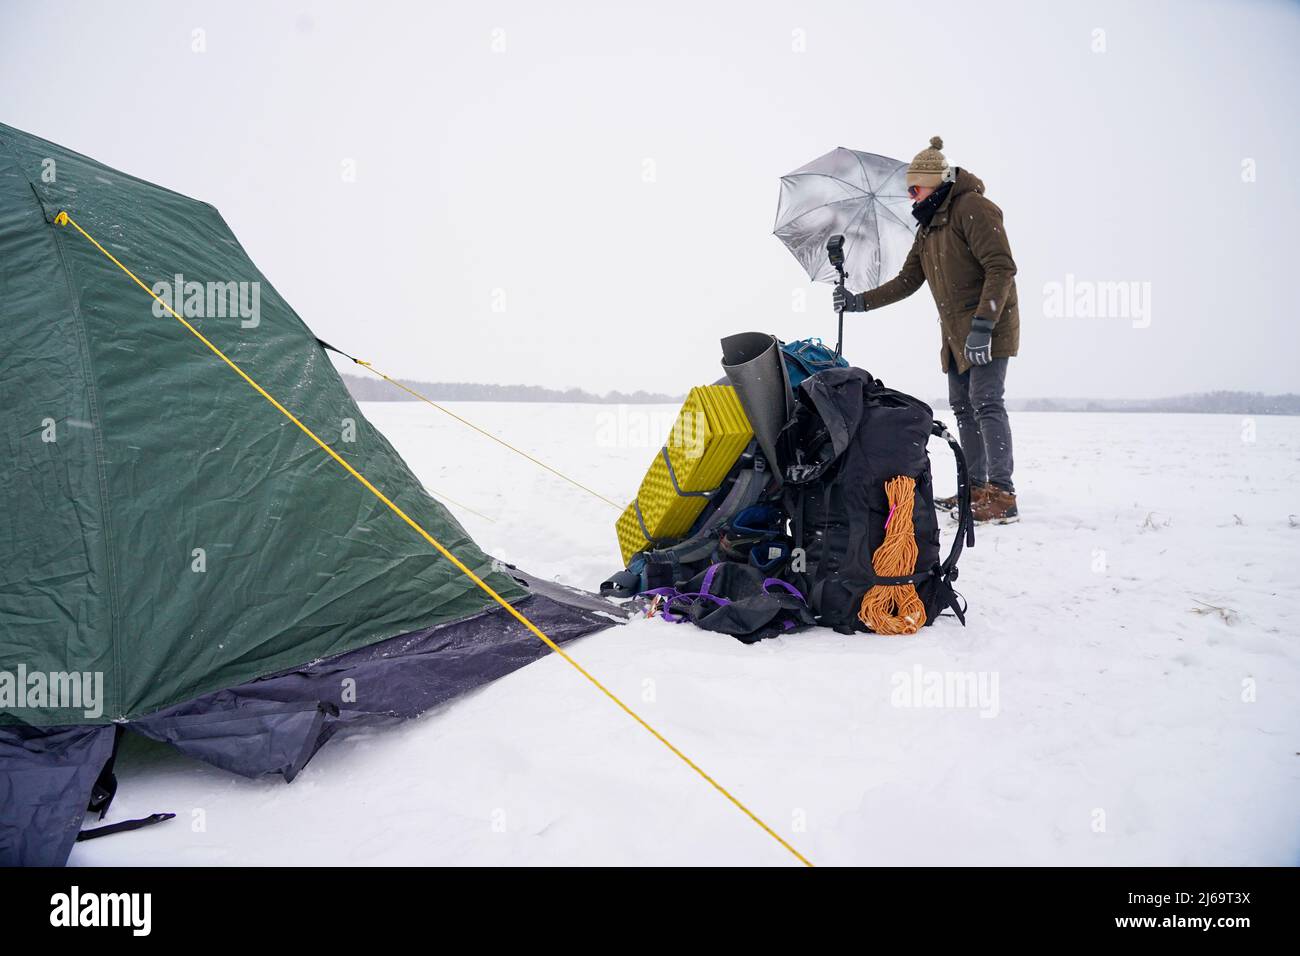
[858,475,927,636]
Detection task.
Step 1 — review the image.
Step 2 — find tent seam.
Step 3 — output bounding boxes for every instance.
[0,130,127,722]
[48,232,125,721]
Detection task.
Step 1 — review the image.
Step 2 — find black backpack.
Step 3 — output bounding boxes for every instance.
[779,367,973,633]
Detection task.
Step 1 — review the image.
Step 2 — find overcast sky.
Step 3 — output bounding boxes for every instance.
[3,0,1298,400]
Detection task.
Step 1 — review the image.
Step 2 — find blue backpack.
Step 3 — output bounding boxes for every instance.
[780,337,849,388]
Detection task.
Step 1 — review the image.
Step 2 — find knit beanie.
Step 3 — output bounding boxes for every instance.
[906,136,951,189]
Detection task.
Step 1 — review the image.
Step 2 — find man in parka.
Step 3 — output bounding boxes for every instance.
[834,136,1020,523]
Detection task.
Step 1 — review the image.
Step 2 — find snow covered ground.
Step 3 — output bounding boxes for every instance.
[74,403,1300,866]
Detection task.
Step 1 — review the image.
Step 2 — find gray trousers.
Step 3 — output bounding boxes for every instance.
[946,357,1015,493]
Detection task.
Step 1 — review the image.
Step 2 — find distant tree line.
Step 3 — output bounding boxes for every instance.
[340,373,682,404]
[341,374,1299,414]
[1009,392,1300,415]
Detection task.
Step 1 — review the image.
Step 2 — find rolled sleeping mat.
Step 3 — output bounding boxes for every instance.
[614,385,754,563]
[720,332,793,487]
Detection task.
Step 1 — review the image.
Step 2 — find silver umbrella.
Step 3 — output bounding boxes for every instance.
[773,146,916,294]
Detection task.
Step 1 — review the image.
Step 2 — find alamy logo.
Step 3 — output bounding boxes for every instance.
[1042,273,1151,328]
[890,665,1000,718]
[0,666,103,718]
[49,886,151,936]
[594,407,706,457]
[151,273,261,328]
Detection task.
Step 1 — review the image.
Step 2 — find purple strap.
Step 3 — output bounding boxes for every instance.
[643,584,731,623]
[762,578,806,602]
[700,563,723,596]
[642,586,686,622]
[646,567,803,624]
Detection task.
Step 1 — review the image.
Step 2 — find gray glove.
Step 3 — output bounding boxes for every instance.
[833,284,867,312]
[964,316,995,366]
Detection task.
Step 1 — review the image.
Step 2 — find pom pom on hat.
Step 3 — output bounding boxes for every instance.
[907,136,950,189]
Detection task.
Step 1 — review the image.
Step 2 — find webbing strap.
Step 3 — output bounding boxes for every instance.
[53,211,812,868]
[76,813,176,842]
[86,725,123,820]
[659,447,720,499]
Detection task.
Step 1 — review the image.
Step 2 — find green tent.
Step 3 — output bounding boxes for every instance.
[0,122,615,864]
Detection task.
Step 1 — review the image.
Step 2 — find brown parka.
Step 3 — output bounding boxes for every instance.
[860,168,1019,373]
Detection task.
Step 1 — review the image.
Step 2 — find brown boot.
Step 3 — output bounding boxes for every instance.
[936,483,988,512]
[972,485,1019,524]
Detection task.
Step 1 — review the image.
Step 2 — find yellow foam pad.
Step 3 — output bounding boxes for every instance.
[616,385,754,564]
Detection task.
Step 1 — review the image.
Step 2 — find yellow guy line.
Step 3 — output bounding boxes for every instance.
[54,211,812,868]
[345,356,623,511]
[427,490,496,524]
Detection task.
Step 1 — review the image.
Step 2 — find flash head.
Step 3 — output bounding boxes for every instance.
[826,234,845,269]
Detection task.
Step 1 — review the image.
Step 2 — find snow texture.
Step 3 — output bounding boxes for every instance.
[72,405,1300,866]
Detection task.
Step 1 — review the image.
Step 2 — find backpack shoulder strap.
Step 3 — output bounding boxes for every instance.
[931,419,974,576]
